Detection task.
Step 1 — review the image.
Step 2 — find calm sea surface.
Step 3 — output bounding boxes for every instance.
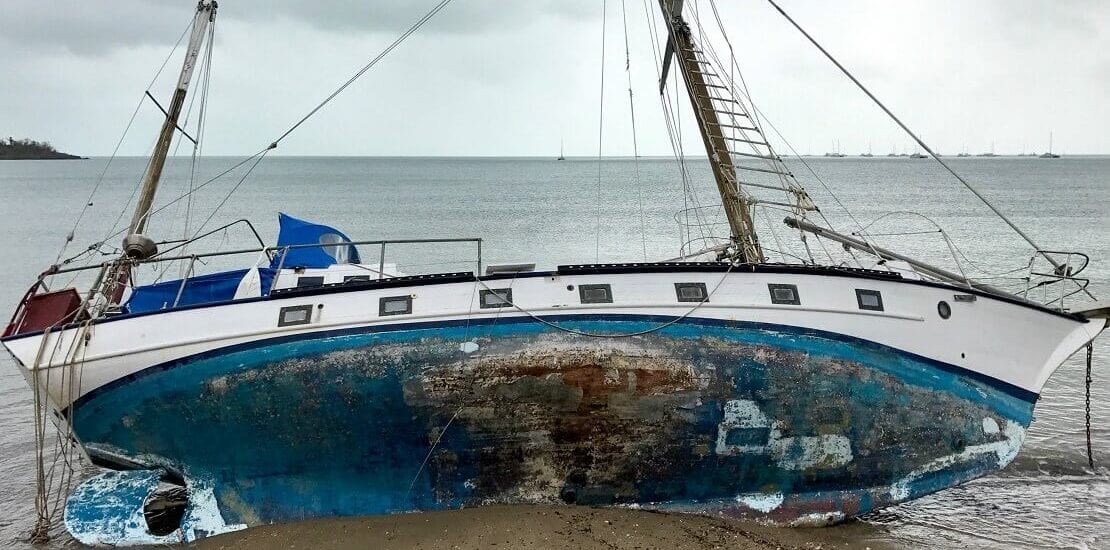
[0,156,1107,548]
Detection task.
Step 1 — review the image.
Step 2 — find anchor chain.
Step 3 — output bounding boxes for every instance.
[1086,342,1094,469]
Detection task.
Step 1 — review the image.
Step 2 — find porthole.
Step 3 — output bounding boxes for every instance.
[768,283,800,305]
[579,284,613,304]
[277,304,313,327]
[675,282,709,303]
[479,288,513,309]
[855,289,884,312]
[379,295,413,316]
[937,300,952,319]
[296,276,325,288]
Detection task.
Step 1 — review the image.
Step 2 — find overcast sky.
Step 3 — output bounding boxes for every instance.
[2,0,1108,157]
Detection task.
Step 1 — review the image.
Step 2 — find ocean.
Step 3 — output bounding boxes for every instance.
[0,155,1107,548]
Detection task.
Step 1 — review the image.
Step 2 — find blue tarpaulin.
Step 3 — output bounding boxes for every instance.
[269,213,360,269]
[126,268,276,314]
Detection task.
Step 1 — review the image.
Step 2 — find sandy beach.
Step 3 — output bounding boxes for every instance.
[193,505,894,550]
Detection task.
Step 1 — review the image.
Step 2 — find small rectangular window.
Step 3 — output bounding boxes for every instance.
[855,289,884,311]
[768,283,800,305]
[296,276,325,288]
[278,304,314,327]
[343,275,372,283]
[579,284,613,304]
[480,288,513,309]
[675,282,708,303]
[379,295,412,316]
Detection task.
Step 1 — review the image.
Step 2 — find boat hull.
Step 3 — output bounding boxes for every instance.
[69,314,1034,530]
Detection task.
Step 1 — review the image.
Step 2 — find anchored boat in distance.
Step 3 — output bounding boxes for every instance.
[3,1,1106,546]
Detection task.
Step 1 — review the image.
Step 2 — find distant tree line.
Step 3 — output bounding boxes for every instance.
[0,136,81,159]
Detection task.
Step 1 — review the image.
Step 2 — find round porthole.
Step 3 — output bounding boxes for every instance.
[937,300,952,319]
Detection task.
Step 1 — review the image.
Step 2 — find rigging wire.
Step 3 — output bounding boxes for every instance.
[72,0,456,261]
[765,0,1053,263]
[620,0,649,261]
[183,19,217,256]
[595,0,608,264]
[170,0,455,241]
[643,1,712,250]
[270,0,453,147]
[53,20,194,267]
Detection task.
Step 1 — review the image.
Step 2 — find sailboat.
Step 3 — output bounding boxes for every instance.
[557,140,566,161]
[977,142,998,157]
[860,144,873,157]
[823,139,846,157]
[1039,133,1060,158]
[3,1,1106,545]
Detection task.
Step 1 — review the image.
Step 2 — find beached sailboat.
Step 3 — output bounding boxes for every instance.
[3,1,1106,545]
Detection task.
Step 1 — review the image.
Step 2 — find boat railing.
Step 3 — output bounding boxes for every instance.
[1022,250,1093,310]
[24,237,483,323]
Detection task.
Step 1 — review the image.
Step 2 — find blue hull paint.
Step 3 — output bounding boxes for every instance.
[69,315,1035,532]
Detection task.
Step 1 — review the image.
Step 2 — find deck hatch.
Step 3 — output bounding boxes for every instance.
[479,288,513,309]
[579,284,613,304]
[768,283,800,305]
[855,289,884,311]
[675,282,709,303]
[343,275,372,283]
[379,295,413,316]
[277,304,314,327]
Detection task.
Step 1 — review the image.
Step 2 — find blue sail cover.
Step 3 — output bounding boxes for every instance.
[270,213,361,269]
[126,268,276,314]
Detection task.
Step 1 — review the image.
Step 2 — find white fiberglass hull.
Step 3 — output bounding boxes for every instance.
[2,264,1103,544]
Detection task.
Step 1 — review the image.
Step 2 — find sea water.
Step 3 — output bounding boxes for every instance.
[0,156,1106,548]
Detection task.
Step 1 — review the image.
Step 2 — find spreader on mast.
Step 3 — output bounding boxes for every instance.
[105,0,217,303]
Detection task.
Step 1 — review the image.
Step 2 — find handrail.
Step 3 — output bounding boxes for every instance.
[43,237,484,277]
[152,219,270,261]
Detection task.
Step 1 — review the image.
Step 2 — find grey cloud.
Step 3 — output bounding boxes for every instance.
[0,0,601,57]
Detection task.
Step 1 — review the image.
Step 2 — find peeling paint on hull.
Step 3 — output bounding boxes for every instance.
[68,315,1034,539]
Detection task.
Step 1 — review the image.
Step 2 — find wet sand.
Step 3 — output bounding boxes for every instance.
[193,505,894,550]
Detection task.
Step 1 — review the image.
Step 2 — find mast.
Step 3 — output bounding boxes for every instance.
[105,0,217,305]
[656,0,764,263]
[129,1,217,239]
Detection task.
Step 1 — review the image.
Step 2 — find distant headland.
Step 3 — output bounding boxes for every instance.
[0,137,84,160]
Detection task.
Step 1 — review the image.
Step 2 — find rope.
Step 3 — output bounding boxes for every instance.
[620,0,648,261]
[475,262,735,339]
[1087,342,1095,469]
[595,0,608,264]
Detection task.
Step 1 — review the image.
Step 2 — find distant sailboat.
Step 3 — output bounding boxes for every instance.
[824,139,846,157]
[957,145,971,158]
[860,143,873,157]
[1039,133,1060,159]
[976,142,997,157]
[557,140,566,161]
